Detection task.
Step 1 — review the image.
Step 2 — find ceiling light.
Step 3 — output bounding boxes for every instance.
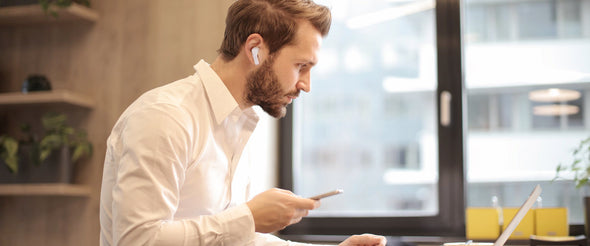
[533,105,579,116]
[528,88,581,102]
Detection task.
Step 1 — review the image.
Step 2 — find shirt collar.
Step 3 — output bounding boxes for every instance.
[194,59,258,124]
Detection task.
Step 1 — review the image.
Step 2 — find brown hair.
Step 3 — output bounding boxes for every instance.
[218,0,331,61]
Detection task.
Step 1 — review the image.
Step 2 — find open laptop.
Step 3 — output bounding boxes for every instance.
[445,184,542,246]
[492,184,542,246]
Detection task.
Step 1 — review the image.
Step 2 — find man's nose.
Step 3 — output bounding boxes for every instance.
[296,73,311,93]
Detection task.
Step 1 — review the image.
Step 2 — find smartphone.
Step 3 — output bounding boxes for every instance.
[308,189,343,200]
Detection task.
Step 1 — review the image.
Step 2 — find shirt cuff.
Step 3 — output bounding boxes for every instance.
[220,203,256,245]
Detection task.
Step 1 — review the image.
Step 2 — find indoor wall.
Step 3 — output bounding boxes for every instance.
[0,1,234,245]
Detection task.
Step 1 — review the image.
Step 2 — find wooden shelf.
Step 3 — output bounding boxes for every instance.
[0,89,95,109]
[0,183,91,197]
[0,3,98,25]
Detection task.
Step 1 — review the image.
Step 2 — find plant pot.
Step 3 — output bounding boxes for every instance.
[0,145,72,183]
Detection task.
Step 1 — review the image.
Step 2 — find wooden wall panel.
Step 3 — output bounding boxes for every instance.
[0,1,234,245]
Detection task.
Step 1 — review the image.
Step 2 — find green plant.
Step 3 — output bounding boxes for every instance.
[38,0,91,17]
[0,112,92,174]
[0,135,18,173]
[39,112,92,163]
[555,136,590,188]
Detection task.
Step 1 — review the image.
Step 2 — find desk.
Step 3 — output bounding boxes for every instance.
[279,235,537,246]
[280,235,589,246]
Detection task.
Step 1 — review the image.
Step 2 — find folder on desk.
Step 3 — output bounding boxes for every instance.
[534,207,568,236]
[502,207,535,239]
[466,207,501,239]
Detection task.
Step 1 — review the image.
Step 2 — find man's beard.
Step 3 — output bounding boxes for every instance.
[245,55,299,118]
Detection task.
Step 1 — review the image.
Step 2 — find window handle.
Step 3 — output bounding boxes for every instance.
[440,91,451,127]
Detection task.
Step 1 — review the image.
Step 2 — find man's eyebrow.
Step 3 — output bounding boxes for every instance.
[298,59,317,66]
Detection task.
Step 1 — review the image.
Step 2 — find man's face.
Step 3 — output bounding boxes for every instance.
[245,55,295,118]
[245,21,323,118]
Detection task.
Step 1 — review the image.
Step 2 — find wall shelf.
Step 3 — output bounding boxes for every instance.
[0,3,98,25]
[0,89,95,109]
[0,183,91,197]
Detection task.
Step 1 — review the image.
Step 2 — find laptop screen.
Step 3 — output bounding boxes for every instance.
[493,184,542,246]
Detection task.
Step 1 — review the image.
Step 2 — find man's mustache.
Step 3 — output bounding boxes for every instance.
[286,90,300,98]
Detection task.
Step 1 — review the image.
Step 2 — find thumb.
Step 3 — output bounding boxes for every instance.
[294,197,317,210]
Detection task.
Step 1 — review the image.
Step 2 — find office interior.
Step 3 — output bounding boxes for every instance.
[0,0,589,245]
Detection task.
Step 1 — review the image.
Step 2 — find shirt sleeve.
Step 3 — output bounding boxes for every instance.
[110,105,256,246]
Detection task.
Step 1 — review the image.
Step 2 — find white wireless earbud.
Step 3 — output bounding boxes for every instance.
[251,47,260,65]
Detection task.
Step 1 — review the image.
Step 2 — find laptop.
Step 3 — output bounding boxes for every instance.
[445,184,542,246]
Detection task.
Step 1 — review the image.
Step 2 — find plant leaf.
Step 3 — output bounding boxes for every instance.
[5,155,18,173]
[3,138,18,156]
[0,137,19,173]
[576,178,588,189]
[72,145,84,162]
[42,112,67,131]
[40,149,52,162]
[41,134,62,149]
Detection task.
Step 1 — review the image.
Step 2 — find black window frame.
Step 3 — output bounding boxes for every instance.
[278,0,466,237]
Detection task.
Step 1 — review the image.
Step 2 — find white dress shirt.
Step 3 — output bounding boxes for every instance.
[100,60,322,246]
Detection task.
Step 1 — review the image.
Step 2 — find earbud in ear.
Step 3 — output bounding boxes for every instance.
[251,47,260,65]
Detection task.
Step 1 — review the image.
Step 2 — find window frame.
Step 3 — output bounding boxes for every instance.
[278,0,467,236]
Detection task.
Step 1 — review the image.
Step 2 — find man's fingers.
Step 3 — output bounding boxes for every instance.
[296,208,309,217]
[345,234,387,246]
[289,215,303,225]
[274,188,321,210]
[248,188,320,233]
[361,234,387,246]
[274,188,293,195]
[293,197,317,210]
[313,200,321,209]
[287,208,309,225]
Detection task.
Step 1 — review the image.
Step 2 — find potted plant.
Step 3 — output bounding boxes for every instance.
[0,112,92,183]
[555,136,590,236]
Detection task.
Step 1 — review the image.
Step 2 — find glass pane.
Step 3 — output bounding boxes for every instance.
[292,0,438,216]
[463,0,590,224]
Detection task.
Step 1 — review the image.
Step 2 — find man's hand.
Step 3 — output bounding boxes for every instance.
[339,234,387,246]
[246,188,319,233]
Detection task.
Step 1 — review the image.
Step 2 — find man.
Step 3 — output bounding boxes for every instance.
[100,0,387,245]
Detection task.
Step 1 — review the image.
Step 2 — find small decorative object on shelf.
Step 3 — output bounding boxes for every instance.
[0,112,92,183]
[21,74,52,93]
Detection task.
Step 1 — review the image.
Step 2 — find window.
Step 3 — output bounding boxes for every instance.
[280,0,590,236]
[464,0,590,225]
